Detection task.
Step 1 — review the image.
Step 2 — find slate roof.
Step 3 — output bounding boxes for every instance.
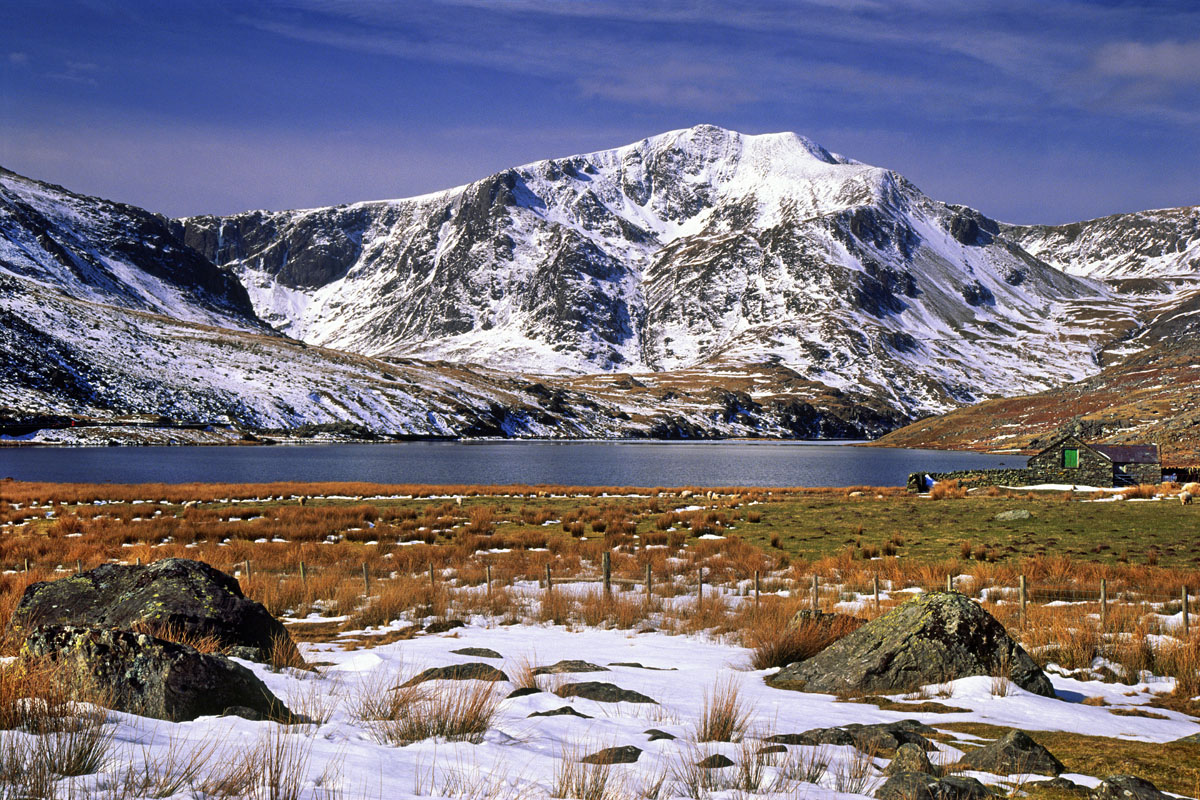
[1090,444,1159,464]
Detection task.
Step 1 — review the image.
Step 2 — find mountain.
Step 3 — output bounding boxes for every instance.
[2,126,1197,444]
[0,168,260,331]
[1005,206,1200,281]
[175,125,1122,419]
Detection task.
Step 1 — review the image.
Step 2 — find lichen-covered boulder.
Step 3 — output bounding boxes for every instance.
[1090,776,1173,800]
[8,558,296,664]
[22,625,292,722]
[767,592,1055,698]
[876,773,993,800]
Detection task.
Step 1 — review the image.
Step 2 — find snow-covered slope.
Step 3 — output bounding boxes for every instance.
[0,168,261,331]
[1005,206,1200,280]
[177,125,1119,417]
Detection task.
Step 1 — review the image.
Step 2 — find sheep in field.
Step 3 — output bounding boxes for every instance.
[1183,491,1193,506]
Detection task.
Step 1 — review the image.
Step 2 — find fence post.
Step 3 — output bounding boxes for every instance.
[76,559,82,575]
[23,558,28,574]
[545,564,553,592]
[946,574,953,593]
[244,559,251,581]
[485,563,492,599]
[362,563,370,595]
[873,575,880,612]
[811,574,819,611]
[1100,578,1108,629]
[1018,575,1027,629]
[754,570,760,610]
[429,562,436,591]
[135,557,141,566]
[645,562,652,602]
[602,552,611,596]
[299,560,307,585]
[1183,585,1190,638]
[698,567,704,604]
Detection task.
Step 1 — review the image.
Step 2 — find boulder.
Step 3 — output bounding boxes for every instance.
[1090,776,1173,800]
[767,592,1055,698]
[8,558,296,664]
[554,682,657,704]
[533,660,610,675]
[402,663,509,686]
[876,773,992,800]
[644,728,676,741]
[886,743,937,776]
[957,730,1064,776]
[451,647,501,659]
[581,745,641,764]
[994,510,1032,522]
[22,625,292,722]
[697,754,735,769]
[767,720,936,752]
[1031,778,1088,796]
[529,706,592,719]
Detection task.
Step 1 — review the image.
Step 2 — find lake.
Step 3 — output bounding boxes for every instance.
[0,441,1018,487]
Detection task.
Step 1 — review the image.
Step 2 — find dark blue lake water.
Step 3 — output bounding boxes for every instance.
[0,441,1018,487]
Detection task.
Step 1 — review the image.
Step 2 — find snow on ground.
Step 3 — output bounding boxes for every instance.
[66,620,1200,800]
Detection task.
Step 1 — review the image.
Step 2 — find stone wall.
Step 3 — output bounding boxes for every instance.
[906,468,1036,493]
[1122,463,1163,485]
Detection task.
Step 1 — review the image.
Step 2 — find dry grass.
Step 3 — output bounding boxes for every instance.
[696,677,753,743]
[354,675,501,746]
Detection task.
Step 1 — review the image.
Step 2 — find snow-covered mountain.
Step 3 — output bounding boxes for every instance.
[1006,206,1200,280]
[0,168,260,331]
[2,126,1196,441]
[176,125,1124,417]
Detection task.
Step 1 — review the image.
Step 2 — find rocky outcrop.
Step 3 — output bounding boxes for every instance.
[767,592,1055,697]
[957,730,1064,776]
[22,625,291,722]
[767,720,935,753]
[8,558,297,664]
[402,663,509,685]
[554,682,657,704]
[533,660,610,675]
[886,743,937,776]
[876,773,992,800]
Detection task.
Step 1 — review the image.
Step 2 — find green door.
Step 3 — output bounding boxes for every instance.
[1064,449,1079,468]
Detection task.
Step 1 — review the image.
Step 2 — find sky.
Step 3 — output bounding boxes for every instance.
[2,1,1198,224]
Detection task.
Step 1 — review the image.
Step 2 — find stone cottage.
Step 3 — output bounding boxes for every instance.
[907,435,1162,491]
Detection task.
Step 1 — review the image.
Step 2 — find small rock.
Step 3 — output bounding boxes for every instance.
[581,745,641,764]
[1031,778,1088,796]
[451,647,501,659]
[528,706,591,719]
[644,728,676,741]
[533,659,610,675]
[1090,775,1173,800]
[1172,732,1200,744]
[994,509,1032,522]
[957,729,1064,776]
[221,705,265,722]
[886,743,937,776]
[758,744,788,756]
[697,754,735,769]
[767,721,934,752]
[425,619,466,634]
[401,663,509,686]
[609,662,677,671]
[506,687,541,699]
[554,682,657,704]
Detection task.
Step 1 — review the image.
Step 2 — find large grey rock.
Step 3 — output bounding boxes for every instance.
[22,625,291,722]
[533,660,610,675]
[767,592,1055,698]
[581,745,641,764]
[957,730,1064,776]
[1089,776,1172,800]
[402,663,509,686]
[8,558,297,664]
[994,510,1032,522]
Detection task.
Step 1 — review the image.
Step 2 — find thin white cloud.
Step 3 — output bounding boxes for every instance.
[1093,38,1200,83]
[7,52,29,65]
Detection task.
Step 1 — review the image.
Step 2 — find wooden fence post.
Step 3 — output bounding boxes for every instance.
[1100,578,1108,629]
[244,560,251,581]
[1183,585,1190,638]
[811,574,819,611]
[76,559,82,575]
[545,564,553,592]
[1019,575,1027,629]
[645,562,652,602]
[754,570,760,610]
[602,552,611,596]
[946,574,953,593]
[299,560,307,584]
[362,563,370,595]
[698,567,704,604]
[873,575,880,612]
[22,558,28,574]
[485,563,492,598]
[429,562,436,591]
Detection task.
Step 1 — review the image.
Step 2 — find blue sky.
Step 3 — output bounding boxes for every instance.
[2,0,1198,223]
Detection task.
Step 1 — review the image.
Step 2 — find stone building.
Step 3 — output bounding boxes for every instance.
[907,435,1162,491]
